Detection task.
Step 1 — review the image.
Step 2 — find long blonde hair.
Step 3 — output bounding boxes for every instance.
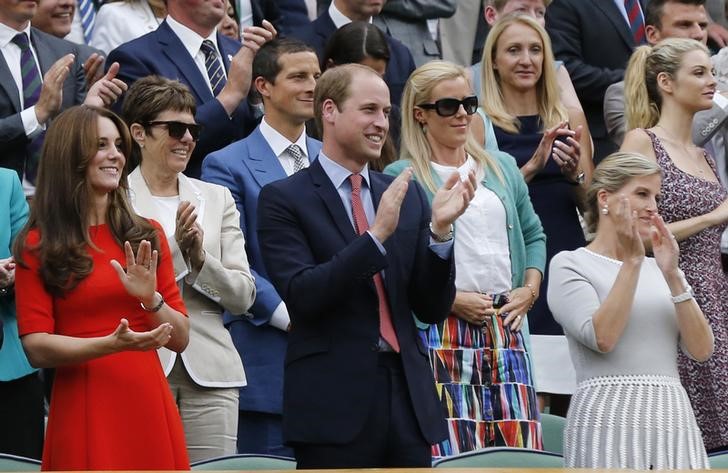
[400,60,503,194]
[624,38,709,131]
[481,13,567,134]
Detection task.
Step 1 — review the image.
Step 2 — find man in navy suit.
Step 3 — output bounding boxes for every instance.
[546,0,648,162]
[290,0,415,110]
[201,38,321,457]
[256,63,475,468]
[107,0,275,178]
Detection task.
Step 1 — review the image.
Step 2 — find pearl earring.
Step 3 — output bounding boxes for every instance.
[601,206,609,215]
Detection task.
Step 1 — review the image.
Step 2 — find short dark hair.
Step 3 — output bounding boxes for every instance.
[313,63,380,136]
[645,0,706,29]
[252,38,317,84]
[322,21,390,70]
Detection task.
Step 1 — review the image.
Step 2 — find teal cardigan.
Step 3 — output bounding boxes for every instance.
[384,150,546,292]
[0,169,33,381]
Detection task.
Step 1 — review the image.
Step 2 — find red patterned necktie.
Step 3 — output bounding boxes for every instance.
[624,0,646,45]
[349,173,400,352]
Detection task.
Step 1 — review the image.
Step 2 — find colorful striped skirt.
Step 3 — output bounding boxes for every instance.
[426,314,542,458]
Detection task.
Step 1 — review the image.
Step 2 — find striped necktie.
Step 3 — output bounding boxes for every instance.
[12,33,43,184]
[624,0,646,45]
[77,0,96,43]
[200,40,226,96]
[349,173,400,353]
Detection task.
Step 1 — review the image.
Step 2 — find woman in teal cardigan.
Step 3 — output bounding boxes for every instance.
[384,61,546,457]
[0,168,43,459]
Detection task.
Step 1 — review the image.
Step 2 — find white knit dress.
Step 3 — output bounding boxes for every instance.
[548,248,710,469]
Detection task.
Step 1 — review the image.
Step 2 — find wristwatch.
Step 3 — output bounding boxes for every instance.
[429,222,453,242]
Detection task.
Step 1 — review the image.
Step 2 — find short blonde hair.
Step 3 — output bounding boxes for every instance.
[481,13,566,133]
[584,152,662,232]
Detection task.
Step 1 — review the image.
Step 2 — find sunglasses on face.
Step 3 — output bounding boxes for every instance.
[417,95,479,117]
[145,121,203,141]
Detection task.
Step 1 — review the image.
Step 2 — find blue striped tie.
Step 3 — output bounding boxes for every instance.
[200,40,226,96]
[77,0,96,43]
[12,33,43,184]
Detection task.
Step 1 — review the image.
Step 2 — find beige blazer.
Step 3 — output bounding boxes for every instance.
[128,168,256,388]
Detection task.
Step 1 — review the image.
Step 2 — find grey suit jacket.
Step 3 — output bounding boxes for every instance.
[373,0,456,67]
[128,168,256,387]
[0,27,87,177]
[707,0,728,29]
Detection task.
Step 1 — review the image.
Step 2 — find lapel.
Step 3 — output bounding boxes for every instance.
[127,168,205,225]
[29,28,56,76]
[244,127,289,189]
[0,49,19,112]
[309,159,357,244]
[315,12,337,46]
[591,0,635,50]
[178,173,206,222]
[156,21,215,102]
[217,32,236,76]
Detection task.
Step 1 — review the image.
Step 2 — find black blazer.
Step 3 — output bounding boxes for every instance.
[546,0,647,140]
[257,159,453,445]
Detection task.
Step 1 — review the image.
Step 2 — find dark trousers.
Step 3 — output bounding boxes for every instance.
[294,353,431,469]
[0,372,45,459]
[237,411,293,457]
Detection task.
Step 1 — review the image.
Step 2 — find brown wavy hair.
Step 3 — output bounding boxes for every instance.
[14,105,159,297]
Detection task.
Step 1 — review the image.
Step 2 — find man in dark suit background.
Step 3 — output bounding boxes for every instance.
[0,0,123,192]
[290,0,415,110]
[256,63,475,468]
[546,0,647,162]
[107,0,275,178]
[201,38,322,457]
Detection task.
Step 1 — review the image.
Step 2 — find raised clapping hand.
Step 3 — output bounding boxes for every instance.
[650,213,680,277]
[553,124,583,182]
[370,168,413,243]
[108,317,173,352]
[430,170,477,235]
[522,121,576,181]
[175,201,205,271]
[110,240,157,308]
[613,194,646,263]
[83,62,128,108]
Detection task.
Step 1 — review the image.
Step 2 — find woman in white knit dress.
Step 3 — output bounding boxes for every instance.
[547,152,713,469]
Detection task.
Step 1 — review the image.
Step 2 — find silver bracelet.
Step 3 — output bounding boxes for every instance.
[140,291,164,312]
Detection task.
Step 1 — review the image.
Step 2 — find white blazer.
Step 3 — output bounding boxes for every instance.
[128,168,256,388]
[90,1,162,54]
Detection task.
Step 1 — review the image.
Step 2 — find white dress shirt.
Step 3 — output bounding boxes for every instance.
[167,15,227,95]
[259,117,309,176]
[329,1,373,27]
[611,0,645,26]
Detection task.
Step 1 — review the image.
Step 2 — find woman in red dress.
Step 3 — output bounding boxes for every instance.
[13,105,190,471]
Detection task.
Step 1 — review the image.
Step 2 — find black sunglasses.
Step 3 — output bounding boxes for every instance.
[145,121,203,141]
[417,95,479,117]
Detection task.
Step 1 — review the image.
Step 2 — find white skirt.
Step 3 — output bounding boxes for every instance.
[530,334,576,394]
[564,374,709,470]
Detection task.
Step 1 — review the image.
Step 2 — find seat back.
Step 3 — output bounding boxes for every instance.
[0,453,41,472]
[540,413,566,454]
[432,447,564,468]
[191,454,296,470]
[709,451,728,469]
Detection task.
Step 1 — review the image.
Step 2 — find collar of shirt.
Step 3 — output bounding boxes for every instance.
[611,0,644,24]
[166,15,219,61]
[0,22,32,49]
[259,117,309,159]
[328,1,373,29]
[318,151,371,191]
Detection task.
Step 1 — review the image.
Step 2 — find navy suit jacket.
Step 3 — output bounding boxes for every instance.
[546,0,647,142]
[201,126,321,414]
[257,158,452,445]
[255,0,310,36]
[107,20,257,178]
[289,12,415,109]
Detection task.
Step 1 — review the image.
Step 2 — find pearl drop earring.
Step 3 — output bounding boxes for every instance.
[601,206,609,215]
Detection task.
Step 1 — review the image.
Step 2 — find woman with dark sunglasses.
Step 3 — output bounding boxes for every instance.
[121,75,256,462]
[477,13,595,416]
[384,60,546,458]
